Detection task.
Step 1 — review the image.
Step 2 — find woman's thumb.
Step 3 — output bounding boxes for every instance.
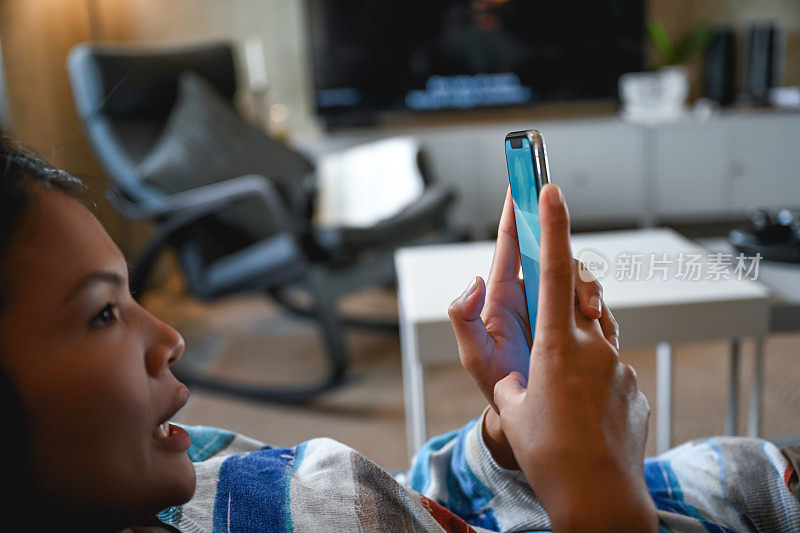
[493,371,527,411]
[448,276,488,347]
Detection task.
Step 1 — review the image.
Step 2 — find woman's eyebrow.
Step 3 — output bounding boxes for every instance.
[60,271,125,307]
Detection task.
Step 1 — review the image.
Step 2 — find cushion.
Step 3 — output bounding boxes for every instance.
[136,71,313,239]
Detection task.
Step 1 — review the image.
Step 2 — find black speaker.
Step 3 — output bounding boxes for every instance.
[730,208,800,264]
[744,24,779,104]
[704,29,736,105]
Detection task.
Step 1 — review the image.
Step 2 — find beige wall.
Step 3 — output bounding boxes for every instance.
[0,37,10,128]
[0,0,122,241]
[99,0,316,134]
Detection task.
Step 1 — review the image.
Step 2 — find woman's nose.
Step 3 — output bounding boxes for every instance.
[166,328,186,366]
[145,316,185,377]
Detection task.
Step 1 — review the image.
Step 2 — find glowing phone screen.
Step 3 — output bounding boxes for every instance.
[505,138,541,337]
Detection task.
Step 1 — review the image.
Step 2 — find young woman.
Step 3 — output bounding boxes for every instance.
[1,134,797,532]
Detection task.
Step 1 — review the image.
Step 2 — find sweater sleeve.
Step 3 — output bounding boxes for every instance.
[405,413,800,533]
[403,408,552,532]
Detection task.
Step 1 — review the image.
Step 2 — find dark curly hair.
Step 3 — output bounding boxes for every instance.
[0,132,86,526]
[0,135,85,298]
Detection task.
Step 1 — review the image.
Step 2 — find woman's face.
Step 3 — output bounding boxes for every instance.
[0,188,195,525]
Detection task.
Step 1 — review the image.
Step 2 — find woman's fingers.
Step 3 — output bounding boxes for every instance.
[573,258,617,346]
[448,276,491,371]
[599,306,620,350]
[487,187,522,291]
[535,184,575,335]
[493,371,527,414]
[573,259,602,319]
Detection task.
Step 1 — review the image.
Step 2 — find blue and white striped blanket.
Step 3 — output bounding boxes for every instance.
[158,410,800,532]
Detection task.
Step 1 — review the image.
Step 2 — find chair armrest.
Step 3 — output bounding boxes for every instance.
[121,175,301,299]
[312,183,455,256]
[107,174,294,235]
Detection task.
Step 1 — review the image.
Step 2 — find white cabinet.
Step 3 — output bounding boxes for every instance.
[423,119,646,236]
[538,121,644,223]
[655,113,800,221]
[654,121,729,218]
[725,114,800,211]
[300,110,800,237]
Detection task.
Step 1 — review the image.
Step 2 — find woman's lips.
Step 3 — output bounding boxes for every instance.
[153,422,191,453]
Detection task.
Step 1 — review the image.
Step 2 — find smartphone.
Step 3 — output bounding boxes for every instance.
[505,130,551,341]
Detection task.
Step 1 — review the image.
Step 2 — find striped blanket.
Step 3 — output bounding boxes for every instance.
[158,410,800,532]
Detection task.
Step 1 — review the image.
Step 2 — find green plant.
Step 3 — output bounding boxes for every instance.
[648,20,713,67]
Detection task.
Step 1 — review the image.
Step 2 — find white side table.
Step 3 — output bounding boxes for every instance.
[698,237,800,437]
[396,228,771,461]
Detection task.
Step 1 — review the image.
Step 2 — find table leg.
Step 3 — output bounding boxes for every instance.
[400,307,427,463]
[747,337,765,438]
[639,126,658,228]
[725,338,741,436]
[656,341,673,454]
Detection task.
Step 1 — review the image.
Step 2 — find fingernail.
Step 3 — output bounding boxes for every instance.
[589,295,602,313]
[610,335,620,350]
[462,277,478,300]
[545,184,563,206]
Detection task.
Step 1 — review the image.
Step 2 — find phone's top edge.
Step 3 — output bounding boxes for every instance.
[505,129,541,141]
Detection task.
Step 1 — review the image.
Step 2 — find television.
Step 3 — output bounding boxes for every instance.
[305,1,646,129]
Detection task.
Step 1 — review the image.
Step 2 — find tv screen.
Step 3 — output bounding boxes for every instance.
[305,1,645,128]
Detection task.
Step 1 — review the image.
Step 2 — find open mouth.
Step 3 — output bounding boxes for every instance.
[153,386,191,453]
[155,421,171,439]
[153,422,191,453]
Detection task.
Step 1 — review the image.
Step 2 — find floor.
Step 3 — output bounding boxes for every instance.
[145,285,800,471]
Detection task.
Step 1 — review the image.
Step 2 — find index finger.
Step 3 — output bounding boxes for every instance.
[487,187,522,289]
[534,184,575,334]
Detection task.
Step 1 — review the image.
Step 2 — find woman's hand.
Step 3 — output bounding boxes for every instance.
[448,187,618,469]
[493,184,656,532]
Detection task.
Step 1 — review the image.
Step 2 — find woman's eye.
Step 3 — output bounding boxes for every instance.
[90,303,118,328]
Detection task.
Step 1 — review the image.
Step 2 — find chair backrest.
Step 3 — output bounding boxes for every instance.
[68,42,275,297]
[68,41,238,204]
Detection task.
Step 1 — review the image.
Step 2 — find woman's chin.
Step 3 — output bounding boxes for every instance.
[167,456,197,506]
[146,454,196,514]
